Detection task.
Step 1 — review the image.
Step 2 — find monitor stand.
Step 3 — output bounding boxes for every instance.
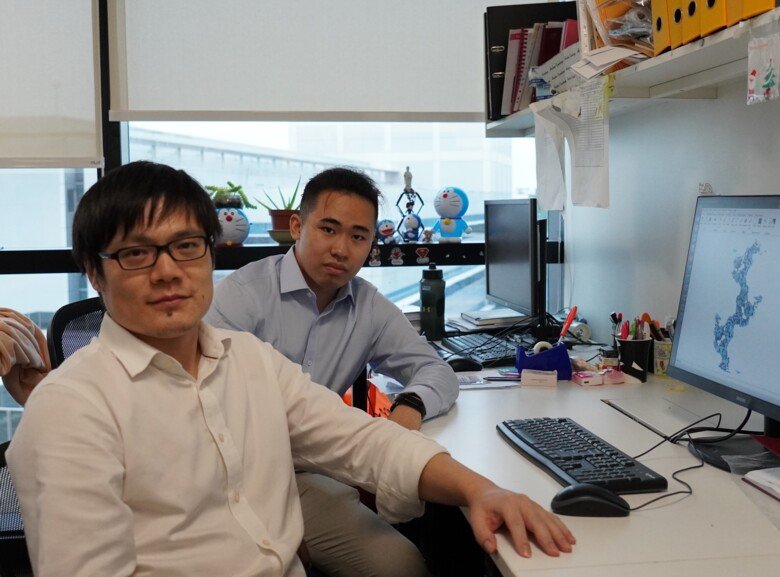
[688,434,780,473]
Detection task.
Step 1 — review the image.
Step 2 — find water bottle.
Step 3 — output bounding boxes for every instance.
[419,264,445,341]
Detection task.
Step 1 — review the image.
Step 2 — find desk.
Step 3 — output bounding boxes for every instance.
[421,373,780,576]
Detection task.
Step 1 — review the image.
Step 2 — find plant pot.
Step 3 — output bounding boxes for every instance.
[269,209,299,230]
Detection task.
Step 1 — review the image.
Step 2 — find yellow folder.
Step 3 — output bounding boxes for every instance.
[669,0,684,48]
[681,0,701,43]
[652,0,672,55]
[742,0,776,20]
[700,0,729,36]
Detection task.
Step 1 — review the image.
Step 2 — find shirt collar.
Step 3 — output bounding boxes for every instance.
[98,313,232,378]
[279,247,354,304]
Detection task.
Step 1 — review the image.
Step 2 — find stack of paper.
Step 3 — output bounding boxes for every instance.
[571,46,644,80]
[742,466,780,502]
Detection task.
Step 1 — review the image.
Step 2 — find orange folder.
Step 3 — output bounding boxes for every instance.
[669,0,685,48]
[726,0,744,26]
[652,0,672,55]
[681,0,701,43]
[742,0,776,20]
[700,0,729,36]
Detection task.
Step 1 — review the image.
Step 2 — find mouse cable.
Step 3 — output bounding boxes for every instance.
[630,432,705,511]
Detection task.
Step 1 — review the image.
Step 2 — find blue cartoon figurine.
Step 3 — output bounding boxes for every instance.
[376,219,397,244]
[216,206,251,247]
[400,213,424,242]
[432,186,471,243]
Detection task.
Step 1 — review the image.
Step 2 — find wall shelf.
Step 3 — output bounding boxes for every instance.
[486,8,780,137]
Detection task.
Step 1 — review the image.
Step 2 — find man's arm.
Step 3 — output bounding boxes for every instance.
[418,453,576,558]
[367,292,458,426]
[0,308,50,405]
[7,385,136,576]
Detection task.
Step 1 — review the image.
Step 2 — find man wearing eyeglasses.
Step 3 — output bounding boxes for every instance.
[7,161,574,577]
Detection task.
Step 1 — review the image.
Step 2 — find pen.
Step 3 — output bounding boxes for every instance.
[558,306,578,344]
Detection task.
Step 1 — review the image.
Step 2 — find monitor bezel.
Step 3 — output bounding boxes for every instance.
[668,194,780,428]
[483,198,539,318]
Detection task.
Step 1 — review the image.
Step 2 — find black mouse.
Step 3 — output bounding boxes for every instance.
[446,355,483,372]
[550,483,630,517]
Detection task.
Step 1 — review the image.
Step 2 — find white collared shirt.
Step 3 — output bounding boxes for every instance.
[8,315,446,577]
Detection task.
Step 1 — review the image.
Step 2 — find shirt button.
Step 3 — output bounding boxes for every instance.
[306,360,312,366]
[262,539,271,547]
[218,433,225,443]
[233,491,240,503]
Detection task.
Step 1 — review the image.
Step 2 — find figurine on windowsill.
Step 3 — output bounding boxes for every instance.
[395,166,425,243]
[421,228,434,243]
[376,219,398,244]
[432,186,471,243]
[399,213,424,243]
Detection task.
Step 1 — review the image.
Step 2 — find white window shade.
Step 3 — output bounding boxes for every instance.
[0,0,102,168]
[109,0,492,122]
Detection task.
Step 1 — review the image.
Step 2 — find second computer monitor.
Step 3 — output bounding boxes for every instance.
[484,198,540,319]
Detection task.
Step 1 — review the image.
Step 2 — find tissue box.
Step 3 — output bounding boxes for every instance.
[520,369,558,387]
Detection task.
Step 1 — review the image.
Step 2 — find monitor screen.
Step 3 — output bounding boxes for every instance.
[668,195,780,436]
[484,198,539,317]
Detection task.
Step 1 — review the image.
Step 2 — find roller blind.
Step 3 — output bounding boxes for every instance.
[0,0,102,168]
[109,0,494,121]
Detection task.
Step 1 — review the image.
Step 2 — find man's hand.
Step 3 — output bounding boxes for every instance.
[388,404,422,430]
[418,453,575,559]
[467,486,575,558]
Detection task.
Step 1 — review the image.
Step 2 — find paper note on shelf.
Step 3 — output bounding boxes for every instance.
[742,466,780,502]
[571,46,643,80]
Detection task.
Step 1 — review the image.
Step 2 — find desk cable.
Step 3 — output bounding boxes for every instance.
[625,409,761,511]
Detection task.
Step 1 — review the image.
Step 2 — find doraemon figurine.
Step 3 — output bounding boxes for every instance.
[399,213,423,242]
[376,219,397,244]
[216,207,250,247]
[432,187,472,243]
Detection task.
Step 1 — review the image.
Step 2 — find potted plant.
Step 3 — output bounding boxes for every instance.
[205,181,257,247]
[255,177,301,232]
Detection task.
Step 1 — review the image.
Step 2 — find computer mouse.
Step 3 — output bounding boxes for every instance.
[550,483,630,517]
[446,355,483,372]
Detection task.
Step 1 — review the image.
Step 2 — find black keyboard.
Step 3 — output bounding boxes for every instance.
[497,417,668,494]
[441,332,525,365]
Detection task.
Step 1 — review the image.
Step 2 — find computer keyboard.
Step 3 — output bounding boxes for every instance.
[497,417,668,494]
[441,332,524,366]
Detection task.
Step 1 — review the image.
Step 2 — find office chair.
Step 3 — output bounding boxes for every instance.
[0,442,33,577]
[47,296,105,369]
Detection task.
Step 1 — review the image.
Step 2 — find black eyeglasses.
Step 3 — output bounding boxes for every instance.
[98,235,212,270]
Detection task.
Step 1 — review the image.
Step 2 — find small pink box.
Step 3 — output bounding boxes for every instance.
[572,371,603,386]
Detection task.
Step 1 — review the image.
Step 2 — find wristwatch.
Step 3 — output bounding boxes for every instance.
[390,392,426,419]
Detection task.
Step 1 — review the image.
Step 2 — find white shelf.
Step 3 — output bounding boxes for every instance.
[486,8,780,137]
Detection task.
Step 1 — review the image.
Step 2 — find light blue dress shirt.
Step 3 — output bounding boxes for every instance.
[205,249,458,419]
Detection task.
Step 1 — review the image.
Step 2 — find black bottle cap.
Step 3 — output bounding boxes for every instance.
[422,263,443,280]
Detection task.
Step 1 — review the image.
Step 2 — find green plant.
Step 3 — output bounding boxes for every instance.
[205,181,257,209]
[254,176,301,211]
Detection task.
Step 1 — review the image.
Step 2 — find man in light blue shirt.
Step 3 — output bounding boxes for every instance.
[205,167,459,577]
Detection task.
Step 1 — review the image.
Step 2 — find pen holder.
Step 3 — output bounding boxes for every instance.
[516,342,572,381]
[616,338,652,382]
[653,340,673,375]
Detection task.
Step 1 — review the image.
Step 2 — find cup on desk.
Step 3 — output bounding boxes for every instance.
[616,338,652,382]
[653,340,673,376]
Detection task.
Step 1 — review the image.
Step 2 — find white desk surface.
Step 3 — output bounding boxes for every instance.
[421,372,780,576]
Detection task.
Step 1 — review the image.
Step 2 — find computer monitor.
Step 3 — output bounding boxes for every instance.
[668,195,780,467]
[484,199,545,323]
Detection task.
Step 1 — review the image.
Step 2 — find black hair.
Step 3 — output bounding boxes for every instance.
[300,167,382,222]
[72,160,221,277]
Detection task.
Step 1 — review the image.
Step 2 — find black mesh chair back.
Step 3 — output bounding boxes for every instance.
[47,297,106,369]
[0,442,32,577]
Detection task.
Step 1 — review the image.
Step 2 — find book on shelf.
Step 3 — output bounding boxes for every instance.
[513,22,544,113]
[560,18,579,51]
[537,22,564,66]
[500,29,527,116]
[742,466,780,502]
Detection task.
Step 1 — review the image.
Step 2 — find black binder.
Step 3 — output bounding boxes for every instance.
[484,2,578,121]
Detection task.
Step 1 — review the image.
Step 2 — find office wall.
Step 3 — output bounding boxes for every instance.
[563,80,780,341]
